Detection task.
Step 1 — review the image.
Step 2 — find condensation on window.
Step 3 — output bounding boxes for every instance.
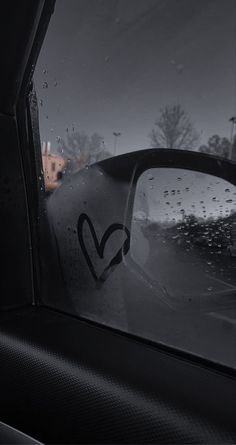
[33,0,236,369]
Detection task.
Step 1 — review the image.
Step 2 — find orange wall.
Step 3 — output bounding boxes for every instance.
[42,153,66,192]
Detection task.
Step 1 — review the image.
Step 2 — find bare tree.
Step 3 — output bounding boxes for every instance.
[199,135,231,159]
[58,131,89,168]
[89,132,106,164]
[58,130,111,175]
[149,104,199,150]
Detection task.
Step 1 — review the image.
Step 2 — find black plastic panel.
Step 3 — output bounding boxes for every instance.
[0,114,32,308]
[0,421,42,444]
[0,307,235,444]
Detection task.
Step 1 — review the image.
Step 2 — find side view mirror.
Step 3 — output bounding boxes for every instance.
[129,165,236,312]
[48,149,236,309]
[45,149,236,347]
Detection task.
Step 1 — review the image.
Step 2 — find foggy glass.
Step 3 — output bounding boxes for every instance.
[131,169,236,309]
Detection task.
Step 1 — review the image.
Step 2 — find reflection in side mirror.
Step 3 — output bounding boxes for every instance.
[131,168,236,311]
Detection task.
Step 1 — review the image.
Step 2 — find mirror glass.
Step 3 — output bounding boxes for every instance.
[131,168,236,310]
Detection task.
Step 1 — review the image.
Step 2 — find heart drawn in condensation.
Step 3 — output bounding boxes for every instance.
[77,213,130,286]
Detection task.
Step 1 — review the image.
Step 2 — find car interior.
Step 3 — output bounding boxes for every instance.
[0,1,236,444]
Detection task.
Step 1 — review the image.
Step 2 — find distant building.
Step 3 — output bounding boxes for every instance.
[42,141,66,193]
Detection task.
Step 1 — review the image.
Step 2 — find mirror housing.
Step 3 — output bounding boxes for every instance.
[45,149,236,317]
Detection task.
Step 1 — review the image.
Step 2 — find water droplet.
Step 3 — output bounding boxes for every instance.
[177,64,184,73]
[42,81,48,89]
[207,286,213,292]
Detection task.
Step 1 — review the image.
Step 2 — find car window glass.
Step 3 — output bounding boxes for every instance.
[35,0,236,193]
[34,0,236,369]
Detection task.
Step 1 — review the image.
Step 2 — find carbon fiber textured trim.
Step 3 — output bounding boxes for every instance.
[0,307,235,444]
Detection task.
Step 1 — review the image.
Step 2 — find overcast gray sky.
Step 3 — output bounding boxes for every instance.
[34,0,236,155]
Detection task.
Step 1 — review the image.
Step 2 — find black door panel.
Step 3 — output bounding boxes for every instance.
[0,307,235,444]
